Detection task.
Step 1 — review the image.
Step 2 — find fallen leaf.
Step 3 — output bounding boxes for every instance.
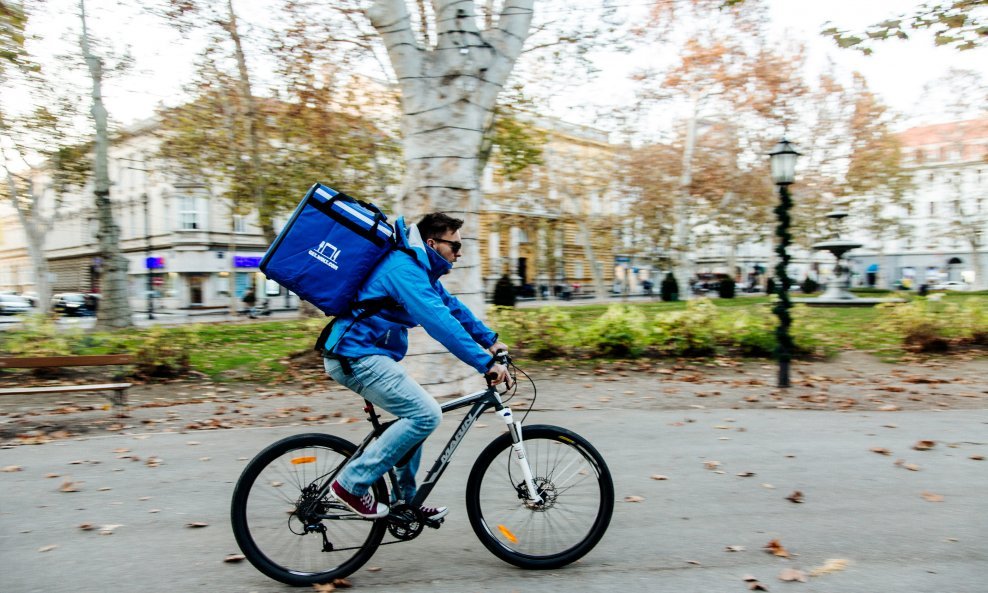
[186,522,209,528]
[38,545,57,553]
[921,491,944,502]
[312,584,336,592]
[79,523,96,531]
[737,471,756,477]
[624,495,645,503]
[99,524,123,535]
[704,460,721,470]
[726,545,745,552]
[778,568,807,582]
[650,474,669,481]
[367,566,382,572]
[59,480,80,493]
[808,558,849,576]
[764,539,790,558]
[223,554,245,563]
[970,455,985,461]
[333,579,353,589]
[786,491,804,504]
[913,440,936,451]
[870,447,892,456]
[1,465,22,472]
[894,459,921,471]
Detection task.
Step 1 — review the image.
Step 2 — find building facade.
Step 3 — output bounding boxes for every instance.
[847,118,988,289]
[0,120,289,311]
[479,116,628,298]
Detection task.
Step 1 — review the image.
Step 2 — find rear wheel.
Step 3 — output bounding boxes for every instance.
[231,433,387,586]
[465,425,614,569]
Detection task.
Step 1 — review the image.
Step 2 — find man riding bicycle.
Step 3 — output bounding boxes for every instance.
[322,213,510,519]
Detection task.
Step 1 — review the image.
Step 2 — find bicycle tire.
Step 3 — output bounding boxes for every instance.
[465,424,614,569]
[230,433,388,586]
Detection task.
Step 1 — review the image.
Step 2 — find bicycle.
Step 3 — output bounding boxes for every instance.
[230,353,614,586]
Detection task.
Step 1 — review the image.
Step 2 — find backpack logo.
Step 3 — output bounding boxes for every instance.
[309,241,341,270]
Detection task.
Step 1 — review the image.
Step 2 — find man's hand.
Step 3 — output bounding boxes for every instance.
[486,362,513,388]
[488,341,509,355]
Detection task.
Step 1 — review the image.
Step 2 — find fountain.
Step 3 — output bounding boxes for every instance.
[796,210,903,307]
[813,211,862,300]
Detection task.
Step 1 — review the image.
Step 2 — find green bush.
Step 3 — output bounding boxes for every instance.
[0,314,84,356]
[952,298,988,345]
[718,277,736,299]
[130,325,201,378]
[584,305,648,357]
[488,306,572,359]
[877,299,952,352]
[661,273,679,302]
[800,277,820,294]
[651,299,719,356]
[718,308,776,356]
[790,304,836,358]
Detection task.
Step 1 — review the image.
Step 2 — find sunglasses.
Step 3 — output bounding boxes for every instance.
[433,238,463,253]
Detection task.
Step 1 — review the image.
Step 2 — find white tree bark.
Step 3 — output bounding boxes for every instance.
[673,93,700,299]
[81,0,131,330]
[0,161,53,313]
[367,0,533,395]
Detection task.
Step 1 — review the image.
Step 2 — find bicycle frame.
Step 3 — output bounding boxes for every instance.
[308,383,543,514]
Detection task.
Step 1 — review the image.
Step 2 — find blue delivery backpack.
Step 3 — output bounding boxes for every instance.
[259,183,395,316]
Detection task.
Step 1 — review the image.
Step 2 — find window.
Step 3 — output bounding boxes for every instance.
[233,214,246,233]
[179,196,200,230]
[929,202,936,216]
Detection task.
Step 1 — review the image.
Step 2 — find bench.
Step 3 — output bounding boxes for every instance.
[0,355,135,416]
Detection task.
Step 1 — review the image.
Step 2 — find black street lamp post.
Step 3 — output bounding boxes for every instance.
[143,192,154,320]
[769,138,801,388]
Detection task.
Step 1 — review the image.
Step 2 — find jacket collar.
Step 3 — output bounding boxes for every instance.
[397,217,452,282]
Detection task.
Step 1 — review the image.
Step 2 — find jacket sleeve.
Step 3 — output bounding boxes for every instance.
[434,282,498,349]
[385,262,495,374]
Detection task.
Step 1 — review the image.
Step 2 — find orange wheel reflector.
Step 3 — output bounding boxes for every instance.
[290,456,317,465]
[497,524,518,544]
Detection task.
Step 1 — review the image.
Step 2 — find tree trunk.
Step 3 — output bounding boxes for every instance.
[224,0,272,243]
[579,218,605,299]
[673,93,700,299]
[81,0,131,330]
[970,236,985,290]
[1,169,53,314]
[367,0,532,396]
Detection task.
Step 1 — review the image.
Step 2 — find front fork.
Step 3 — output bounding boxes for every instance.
[497,407,544,505]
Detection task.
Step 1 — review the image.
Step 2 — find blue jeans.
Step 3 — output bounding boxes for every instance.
[324,355,442,503]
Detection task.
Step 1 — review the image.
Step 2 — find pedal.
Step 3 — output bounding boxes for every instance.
[424,517,444,529]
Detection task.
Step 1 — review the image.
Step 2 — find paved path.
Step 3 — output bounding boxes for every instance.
[2,406,986,593]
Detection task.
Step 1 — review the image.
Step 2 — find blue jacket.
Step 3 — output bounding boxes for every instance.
[324,217,498,374]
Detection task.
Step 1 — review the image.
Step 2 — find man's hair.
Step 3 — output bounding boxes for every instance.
[418,212,463,241]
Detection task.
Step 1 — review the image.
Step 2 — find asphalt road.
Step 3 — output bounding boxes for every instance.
[1,406,986,593]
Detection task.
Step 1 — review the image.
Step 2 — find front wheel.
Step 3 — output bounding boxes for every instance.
[465,425,614,569]
[230,433,388,586]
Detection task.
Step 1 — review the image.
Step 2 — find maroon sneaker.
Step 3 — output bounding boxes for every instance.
[419,505,448,521]
[330,481,389,518]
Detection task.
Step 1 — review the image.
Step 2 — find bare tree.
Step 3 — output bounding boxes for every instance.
[79,0,131,329]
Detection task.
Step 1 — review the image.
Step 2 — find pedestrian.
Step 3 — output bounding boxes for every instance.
[242,287,256,308]
[322,212,511,519]
[493,273,516,307]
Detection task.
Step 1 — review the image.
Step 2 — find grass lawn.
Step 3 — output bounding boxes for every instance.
[1,293,984,382]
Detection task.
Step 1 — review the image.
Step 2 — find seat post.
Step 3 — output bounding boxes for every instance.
[363,401,382,428]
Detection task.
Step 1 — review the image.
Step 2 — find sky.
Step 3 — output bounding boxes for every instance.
[17,0,988,132]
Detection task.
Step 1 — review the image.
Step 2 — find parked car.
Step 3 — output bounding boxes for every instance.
[931,280,970,291]
[51,293,92,316]
[0,293,32,315]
